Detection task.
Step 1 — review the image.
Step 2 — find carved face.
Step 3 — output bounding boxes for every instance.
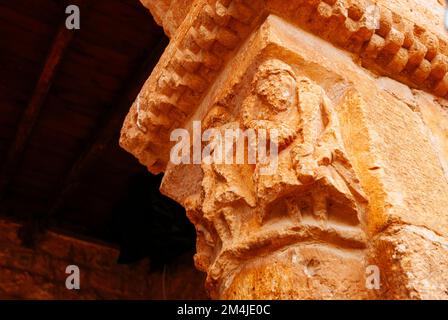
[240,59,301,148]
[254,59,297,113]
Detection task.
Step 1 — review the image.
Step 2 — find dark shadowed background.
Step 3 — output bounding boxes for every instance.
[0,0,195,269]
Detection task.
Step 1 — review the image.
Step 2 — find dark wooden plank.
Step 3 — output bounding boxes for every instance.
[71,37,134,68]
[0,4,55,36]
[0,23,52,63]
[63,49,131,78]
[20,143,75,171]
[44,93,102,118]
[41,95,99,130]
[0,1,61,27]
[54,71,116,103]
[0,17,79,200]
[46,37,168,218]
[58,60,122,92]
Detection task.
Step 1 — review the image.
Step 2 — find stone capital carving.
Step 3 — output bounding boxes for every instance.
[120,1,448,299]
[181,57,370,298]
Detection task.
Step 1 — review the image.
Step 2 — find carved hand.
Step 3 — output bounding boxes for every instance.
[247,120,297,148]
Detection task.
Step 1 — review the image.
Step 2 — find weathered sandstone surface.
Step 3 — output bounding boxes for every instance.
[121,0,448,299]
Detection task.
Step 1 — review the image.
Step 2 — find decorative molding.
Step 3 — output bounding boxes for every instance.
[121,0,448,174]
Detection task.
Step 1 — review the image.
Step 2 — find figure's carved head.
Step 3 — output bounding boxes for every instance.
[254,59,297,112]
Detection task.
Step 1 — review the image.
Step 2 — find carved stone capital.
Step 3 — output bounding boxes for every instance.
[120,1,448,299]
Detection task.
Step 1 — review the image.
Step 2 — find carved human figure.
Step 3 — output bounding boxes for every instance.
[241,59,367,223]
[185,105,256,274]
[241,59,300,149]
[185,59,368,297]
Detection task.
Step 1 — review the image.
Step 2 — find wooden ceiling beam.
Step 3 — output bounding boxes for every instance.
[46,37,168,219]
[0,3,83,201]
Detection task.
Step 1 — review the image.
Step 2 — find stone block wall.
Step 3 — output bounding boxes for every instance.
[0,219,207,299]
